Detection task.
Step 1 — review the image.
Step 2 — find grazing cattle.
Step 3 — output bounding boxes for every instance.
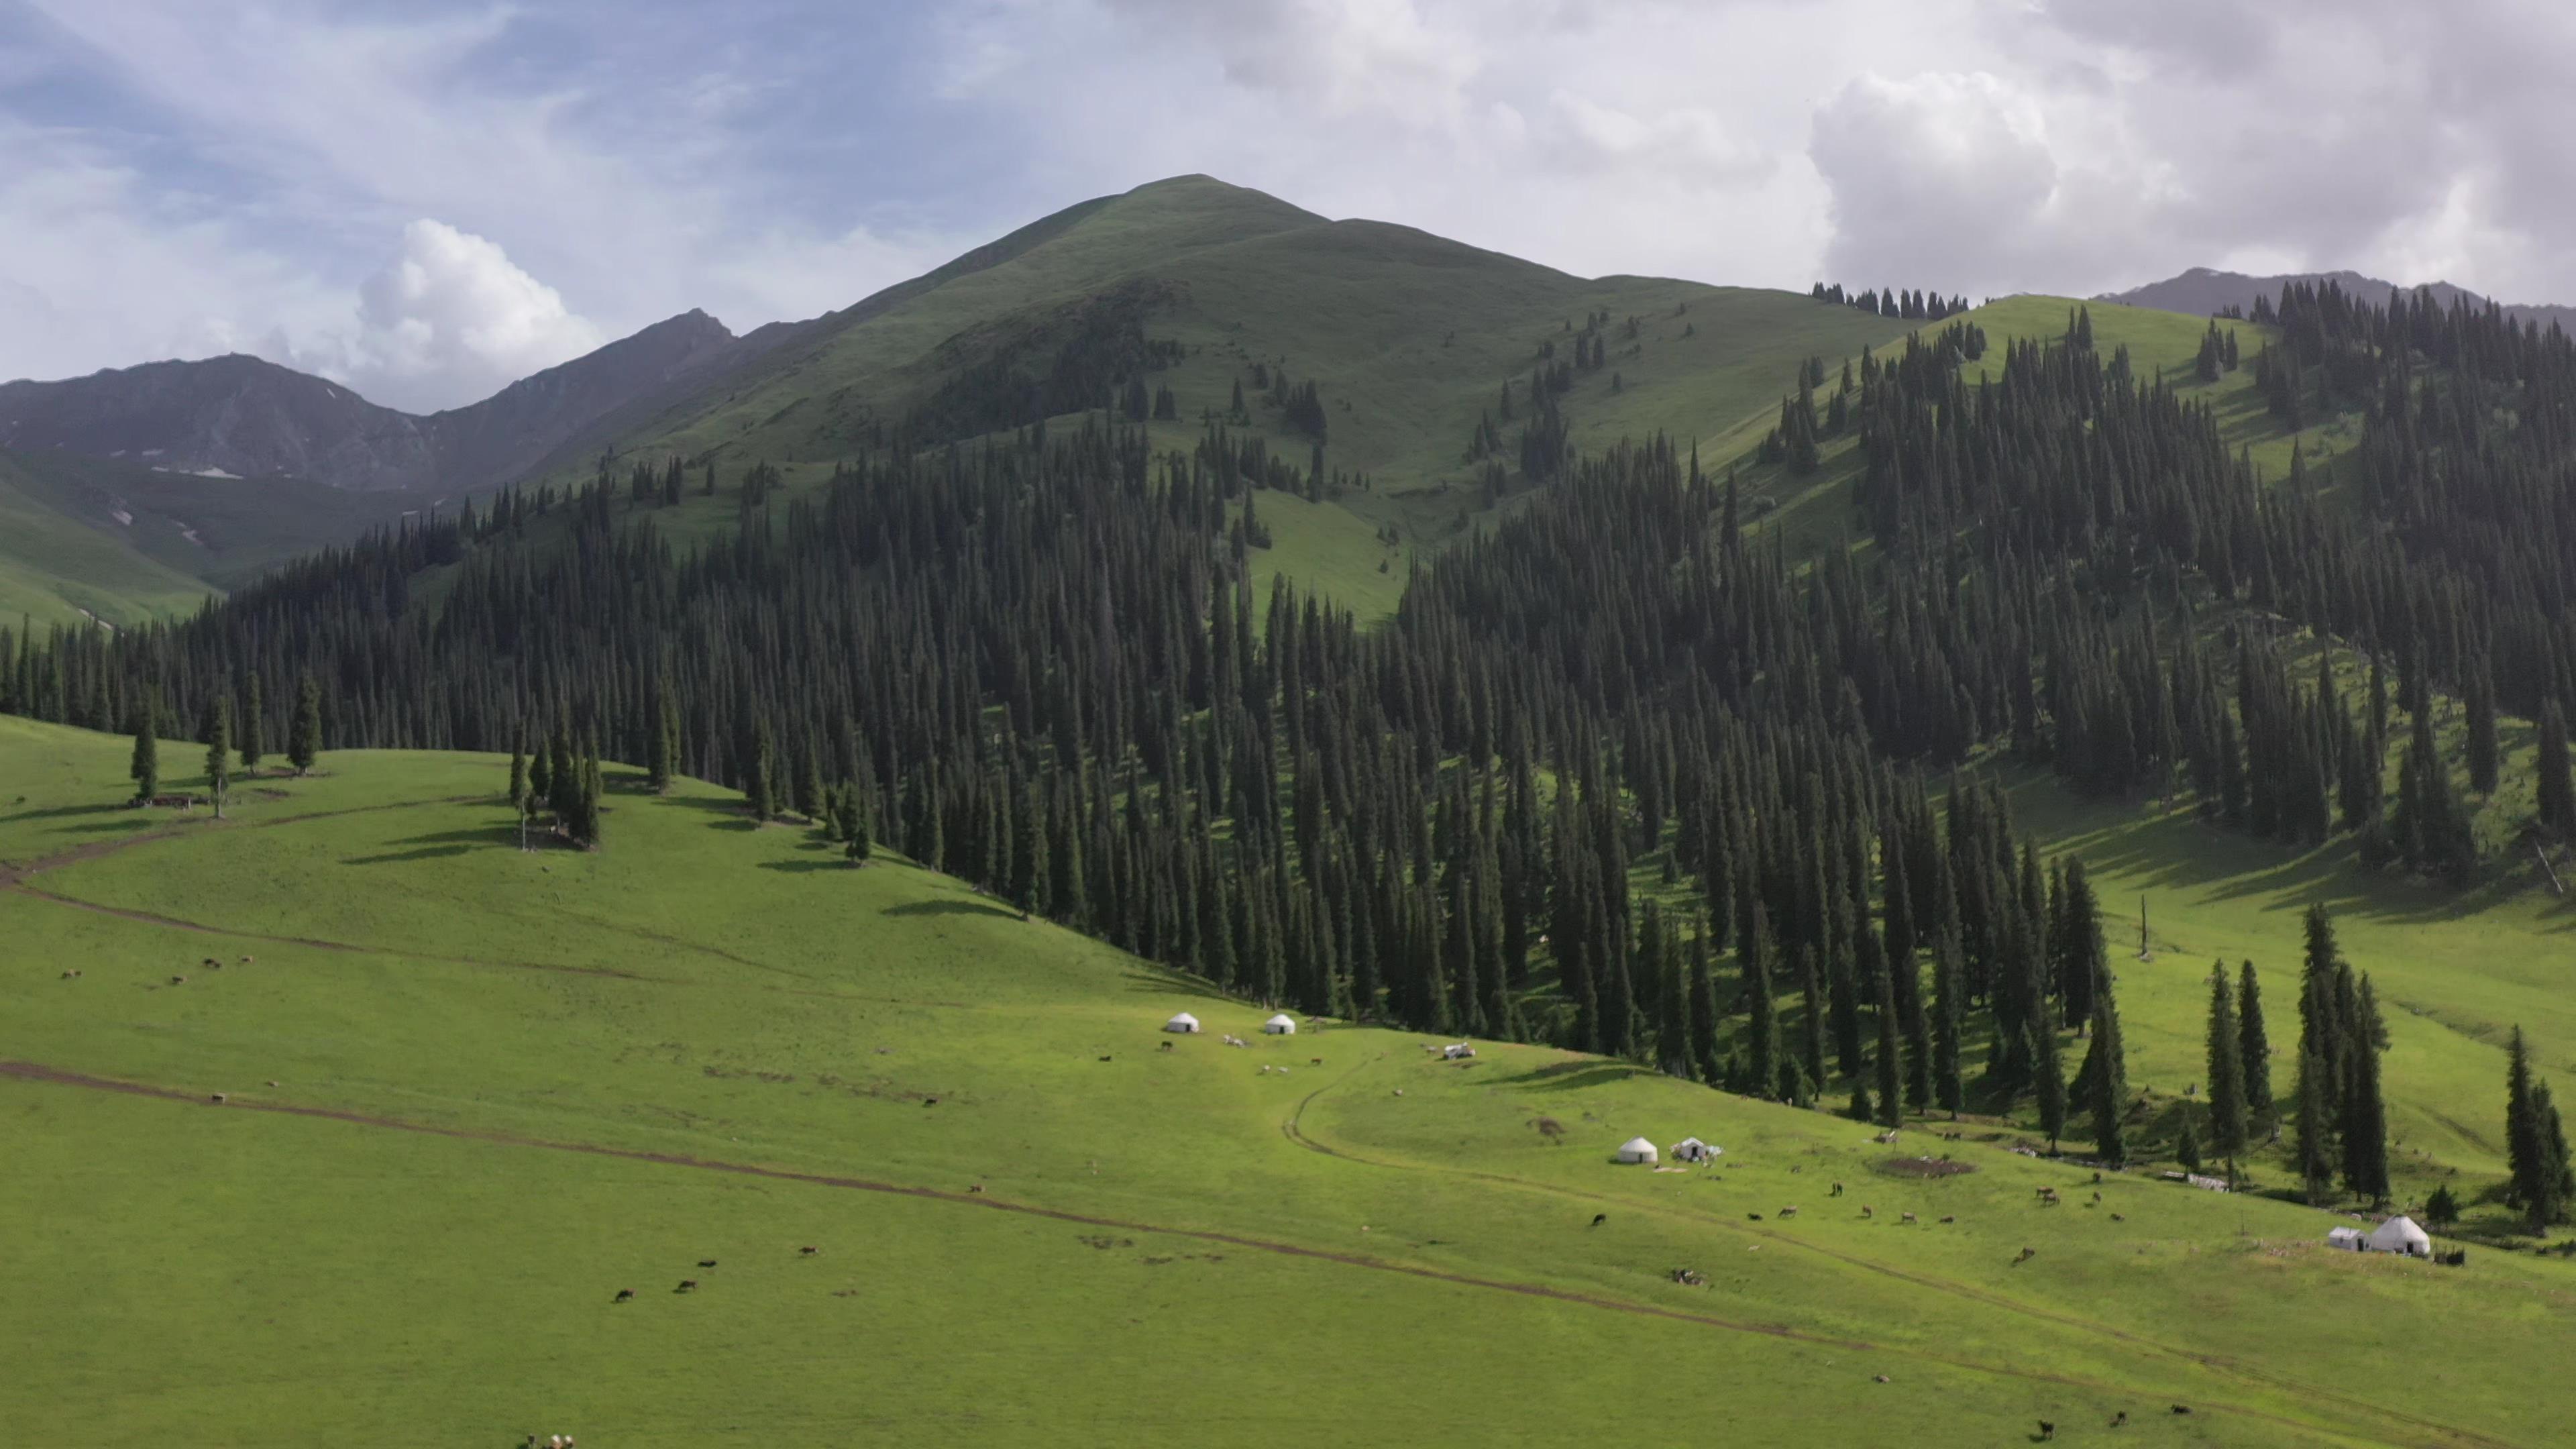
[676,1279,698,1292]
[265,1079,279,1087]
[800,1246,820,1255]
[2111,1212,2126,1222]
[1159,1041,1173,1051]
[698,1260,718,1268]
[2037,1421,2055,1440]
[1098,1055,1112,1062]
[1748,1213,1763,1221]
[613,1289,634,1303]
[1590,1214,1607,1227]
[1939,1215,1955,1224]
[2170,1405,2192,1415]
[922,1097,938,1107]
[1830,1181,1844,1197]
[1872,1374,1888,1383]
[1393,1089,1404,1097]
[210,1093,226,1104]
[968,1185,984,1194]
[1776,1205,1798,1218]
[1310,1057,1323,1065]
[202,957,217,967]
[1900,1212,1918,1225]
[240,956,254,965]
[2112,1410,2128,1427]
[170,975,186,985]
[1860,1205,1874,1219]
[2013,1246,2037,1265]
[59,969,76,979]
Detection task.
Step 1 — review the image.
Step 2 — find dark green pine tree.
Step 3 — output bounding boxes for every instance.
[1686,922,1722,1084]
[508,744,529,815]
[2204,962,2249,1183]
[746,722,777,820]
[239,672,264,773]
[796,739,826,824]
[2532,1083,2575,1230]
[2238,960,2275,1132]
[1794,943,1828,1104]
[2540,702,2576,839]
[288,673,322,777]
[202,693,231,819]
[2033,995,2069,1153]
[2339,975,2392,1205]
[2508,1024,2543,1218]
[646,684,676,795]
[1743,902,1780,1102]
[2078,959,2129,1164]
[2424,1181,2459,1228]
[846,782,874,865]
[527,739,553,814]
[2175,1106,2203,1173]
[1931,925,1966,1118]
[1649,904,1690,1079]
[2464,657,2500,794]
[1899,946,1932,1111]
[1872,953,1903,1130]
[2295,1038,2336,1203]
[128,708,158,804]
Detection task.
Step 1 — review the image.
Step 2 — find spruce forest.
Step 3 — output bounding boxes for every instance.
[9,279,2575,1178]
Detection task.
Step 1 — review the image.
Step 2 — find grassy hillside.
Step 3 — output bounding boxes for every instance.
[5,712,2567,1447]
[0,449,414,629]
[521,176,1911,614]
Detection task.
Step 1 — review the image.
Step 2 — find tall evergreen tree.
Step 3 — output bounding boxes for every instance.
[239,672,264,773]
[2034,996,2068,1152]
[1931,924,1965,1117]
[2088,991,2128,1164]
[128,707,158,804]
[1743,904,1780,1102]
[2204,962,2248,1183]
[2295,1037,2335,1203]
[287,673,322,776]
[2341,978,2392,1204]
[202,693,231,818]
[2238,960,2275,1132]
[2540,702,2576,839]
[1873,954,1903,1129]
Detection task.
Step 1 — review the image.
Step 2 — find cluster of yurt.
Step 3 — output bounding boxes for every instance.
[1161,1010,1302,1035]
[2328,1216,2432,1258]
[1615,1135,1724,1165]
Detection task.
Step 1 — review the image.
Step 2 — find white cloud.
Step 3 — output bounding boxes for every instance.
[330,221,604,413]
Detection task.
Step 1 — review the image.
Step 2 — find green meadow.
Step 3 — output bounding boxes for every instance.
[5,713,2568,1447]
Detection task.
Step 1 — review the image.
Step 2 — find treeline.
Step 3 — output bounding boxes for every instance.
[1810,282,1972,321]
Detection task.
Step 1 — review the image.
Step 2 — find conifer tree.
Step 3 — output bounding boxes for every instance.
[508,744,529,815]
[203,694,231,819]
[239,672,264,773]
[2204,962,2248,1183]
[1742,904,1780,1102]
[2082,975,2129,1163]
[2532,1082,2575,1230]
[2508,1024,2542,1216]
[847,783,873,864]
[646,686,675,795]
[2034,996,2069,1152]
[2175,1106,2202,1173]
[2238,960,2275,1131]
[2339,979,2392,1205]
[2424,1181,2459,1228]
[1873,956,1903,1130]
[2540,702,2576,839]
[1931,924,1965,1117]
[1687,924,1722,1085]
[528,739,553,812]
[288,673,322,777]
[129,708,158,804]
[2296,1038,2335,1202]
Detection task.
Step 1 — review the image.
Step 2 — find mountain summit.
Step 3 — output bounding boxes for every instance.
[2099,265,2576,332]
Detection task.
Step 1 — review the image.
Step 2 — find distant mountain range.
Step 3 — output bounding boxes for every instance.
[0,307,809,494]
[2098,266,2576,333]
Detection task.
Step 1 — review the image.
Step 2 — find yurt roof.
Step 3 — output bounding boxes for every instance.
[1265,1013,1296,1026]
[1619,1136,1656,1152]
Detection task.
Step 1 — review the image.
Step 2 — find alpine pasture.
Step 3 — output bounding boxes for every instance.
[3,714,2564,1447]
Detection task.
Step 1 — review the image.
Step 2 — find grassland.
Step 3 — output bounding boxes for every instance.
[5,712,2569,1446]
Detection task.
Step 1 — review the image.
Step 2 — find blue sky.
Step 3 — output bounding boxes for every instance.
[5,0,2569,411]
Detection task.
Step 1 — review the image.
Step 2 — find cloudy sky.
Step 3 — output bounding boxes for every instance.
[3,0,2567,412]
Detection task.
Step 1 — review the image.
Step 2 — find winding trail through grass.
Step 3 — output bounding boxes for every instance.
[1281,1054,2518,1449]
[0,1056,2445,1448]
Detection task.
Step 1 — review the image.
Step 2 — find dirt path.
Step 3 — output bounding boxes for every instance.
[0,1057,2418,1446]
[0,794,487,885]
[1280,1058,2518,1449]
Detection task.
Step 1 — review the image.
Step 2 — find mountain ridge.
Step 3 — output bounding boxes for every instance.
[2099,264,2576,331]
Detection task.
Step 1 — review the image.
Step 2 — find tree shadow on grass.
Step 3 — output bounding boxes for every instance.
[339,844,474,866]
[1491,1059,1654,1093]
[883,898,1022,922]
[759,859,857,875]
[0,802,130,826]
[1118,965,1238,1004]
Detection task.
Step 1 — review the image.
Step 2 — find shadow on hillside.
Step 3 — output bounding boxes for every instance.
[54,818,153,835]
[1117,966,1235,1004]
[1493,1060,1654,1093]
[759,859,855,875]
[0,802,130,826]
[882,898,1022,922]
[339,844,474,866]
[658,794,753,815]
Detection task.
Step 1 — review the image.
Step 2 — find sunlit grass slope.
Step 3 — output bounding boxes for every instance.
[3,713,2567,1447]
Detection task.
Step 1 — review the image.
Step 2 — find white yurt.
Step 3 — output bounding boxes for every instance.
[1443,1042,1477,1059]
[2367,1215,2433,1257]
[1670,1136,1721,1163]
[2326,1226,2367,1251]
[1263,1014,1297,1035]
[1163,1012,1201,1034]
[1616,1136,1660,1165]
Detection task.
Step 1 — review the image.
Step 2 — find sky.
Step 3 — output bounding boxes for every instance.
[5,0,2572,413]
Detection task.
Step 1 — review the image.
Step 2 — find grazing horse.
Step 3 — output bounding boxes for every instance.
[2037,1421,2055,1440]
[613,1289,634,1303]
[1590,1214,1607,1227]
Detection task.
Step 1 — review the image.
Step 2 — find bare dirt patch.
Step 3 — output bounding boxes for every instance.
[1872,1155,1977,1179]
